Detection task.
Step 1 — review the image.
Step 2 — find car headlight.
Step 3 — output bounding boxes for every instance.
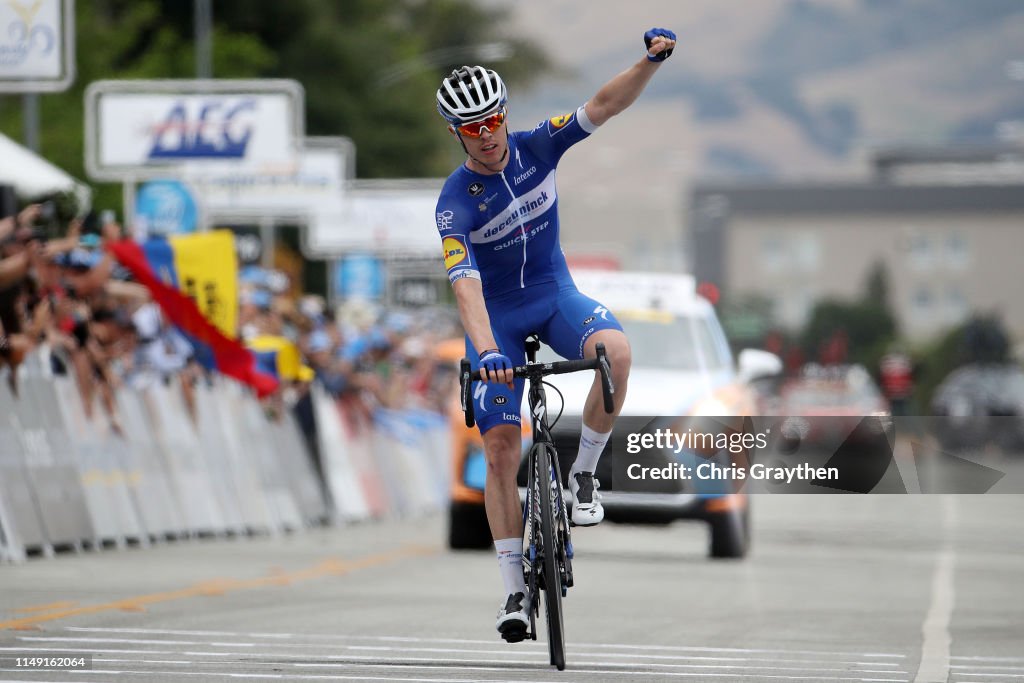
[781,417,810,440]
[691,398,732,417]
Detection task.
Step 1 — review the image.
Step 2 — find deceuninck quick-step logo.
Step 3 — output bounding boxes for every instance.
[471,172,557,245]
[147,98,258,160]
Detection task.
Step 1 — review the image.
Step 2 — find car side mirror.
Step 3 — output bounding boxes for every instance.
[737,348,783,385]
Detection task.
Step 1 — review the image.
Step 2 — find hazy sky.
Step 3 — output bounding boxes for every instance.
[494,0,1024,271]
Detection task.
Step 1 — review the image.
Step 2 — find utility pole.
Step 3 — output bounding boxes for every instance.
[195,0,213,78]
[22,94,39,151]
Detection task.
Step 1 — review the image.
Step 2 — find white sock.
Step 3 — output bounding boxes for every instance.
[571,424,611,476]
[495,538,526,596]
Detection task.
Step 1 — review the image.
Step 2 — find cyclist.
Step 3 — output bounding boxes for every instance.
[435,28,676,641]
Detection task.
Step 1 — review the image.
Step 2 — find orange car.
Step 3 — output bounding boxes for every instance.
[435,338,526,549]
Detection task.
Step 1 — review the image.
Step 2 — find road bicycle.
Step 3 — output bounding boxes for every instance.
[460,336,614,670]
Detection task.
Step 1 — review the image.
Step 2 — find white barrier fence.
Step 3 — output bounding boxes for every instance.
[0,355,450,563]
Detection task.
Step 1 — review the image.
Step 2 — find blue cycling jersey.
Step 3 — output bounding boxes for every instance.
[434,105,624,434]
[435,105,597,300]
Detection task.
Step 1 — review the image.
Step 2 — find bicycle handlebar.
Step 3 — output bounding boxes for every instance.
[460,343,615,429]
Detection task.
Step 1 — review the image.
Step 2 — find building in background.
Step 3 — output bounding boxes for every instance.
[688,146,1024,341]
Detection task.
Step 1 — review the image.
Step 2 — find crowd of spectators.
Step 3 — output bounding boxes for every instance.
[238,269,463,418]
[1,204,464,438]
[0,205,148,431]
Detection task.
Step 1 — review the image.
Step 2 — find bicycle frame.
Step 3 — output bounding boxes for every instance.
[521,338,574,601]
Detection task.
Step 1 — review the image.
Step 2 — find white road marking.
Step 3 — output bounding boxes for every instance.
[0,648,911,675]
[0,637,918,682]
[914,496,957,683]
[13,635,905,669]
[19,637,257,647]
[0,667,909,682]
[0,647,178,655]
[344,644,904,669]
[58,627,907,659]
[1,670,546,682]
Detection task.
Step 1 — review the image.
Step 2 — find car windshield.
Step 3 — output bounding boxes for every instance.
[537,311,730,371]
[1004,371,1024,401]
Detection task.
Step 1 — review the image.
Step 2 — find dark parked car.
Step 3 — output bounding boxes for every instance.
[761,364,891,453]
[931,364,1024,453]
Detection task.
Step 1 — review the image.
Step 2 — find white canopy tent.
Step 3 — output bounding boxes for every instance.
[0,132,92,213]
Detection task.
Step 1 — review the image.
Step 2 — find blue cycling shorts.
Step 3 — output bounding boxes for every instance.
[466,283,623,435]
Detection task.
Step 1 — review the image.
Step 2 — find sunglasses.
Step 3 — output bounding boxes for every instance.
[451,109,506,138]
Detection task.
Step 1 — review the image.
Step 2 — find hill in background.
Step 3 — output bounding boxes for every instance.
[501,0,1024,267]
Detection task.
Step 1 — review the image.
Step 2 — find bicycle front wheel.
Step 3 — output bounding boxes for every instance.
[535,443,566,670]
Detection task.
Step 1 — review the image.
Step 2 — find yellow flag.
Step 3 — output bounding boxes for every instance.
[169,230,238,337]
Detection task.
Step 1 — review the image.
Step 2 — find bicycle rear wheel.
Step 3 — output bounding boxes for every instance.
[535,443,566,670]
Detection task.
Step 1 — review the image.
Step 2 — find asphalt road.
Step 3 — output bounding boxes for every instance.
[1,495,1022,683]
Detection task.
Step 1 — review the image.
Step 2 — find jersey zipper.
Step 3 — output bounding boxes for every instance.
[498,169,528,289]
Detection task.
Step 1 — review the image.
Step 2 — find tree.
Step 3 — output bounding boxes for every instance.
[961,314,1010,364]
[800,298,896,367]
[863,259,891,308]
[0,0,551,214]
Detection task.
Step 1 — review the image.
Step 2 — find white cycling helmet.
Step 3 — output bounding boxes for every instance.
[436,65,508,126]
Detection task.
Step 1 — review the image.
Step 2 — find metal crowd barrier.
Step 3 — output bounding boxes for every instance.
[1,351,450,564]
[0,353,325,562]
[311,385,450,523]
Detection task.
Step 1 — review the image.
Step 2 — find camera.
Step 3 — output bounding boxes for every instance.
[36,201,56,225]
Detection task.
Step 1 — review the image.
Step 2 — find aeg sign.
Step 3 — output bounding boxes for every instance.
[85,79,304,181]
[147,98,258,160]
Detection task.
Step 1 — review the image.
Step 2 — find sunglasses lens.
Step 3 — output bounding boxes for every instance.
[457,110,505,138]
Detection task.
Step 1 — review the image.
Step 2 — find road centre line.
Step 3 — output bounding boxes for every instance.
[58,626,907,659]
[8,601,79,614]
[0,544,434,631]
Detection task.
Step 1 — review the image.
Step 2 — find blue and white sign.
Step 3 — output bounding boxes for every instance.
[134,180,199,237]
[0,0,75,93]
[85,80,304,181]
[334,254,384,301]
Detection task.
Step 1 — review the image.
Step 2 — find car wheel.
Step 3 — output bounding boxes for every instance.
[448,501,492,550]
[708,505,750,559]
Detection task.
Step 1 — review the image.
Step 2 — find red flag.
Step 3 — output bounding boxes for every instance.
[108,239,279,398]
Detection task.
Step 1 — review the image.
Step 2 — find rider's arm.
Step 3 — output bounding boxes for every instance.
[452,277,513,385]
[453,277,498,353]
[584,32,676,127]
